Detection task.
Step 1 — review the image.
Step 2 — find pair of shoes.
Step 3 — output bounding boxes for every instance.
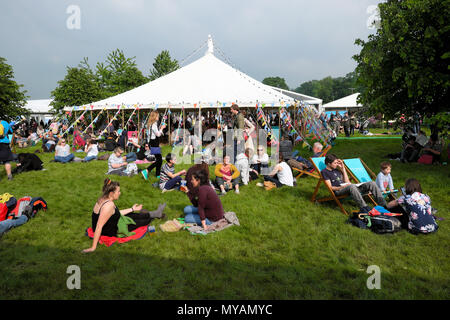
[162,188,175,193]
[141,169,148,180]
[256,182,264,187]
[235,189,240,194]
[7,175,13,181]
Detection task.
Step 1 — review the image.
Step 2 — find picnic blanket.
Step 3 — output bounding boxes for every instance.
[85,225,149,247]
[187,212,240,235]
[135,159,152,164]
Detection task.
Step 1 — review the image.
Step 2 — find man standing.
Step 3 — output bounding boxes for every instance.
[230,104,245,162]
[321,154,387,212]
[0,120,14,181]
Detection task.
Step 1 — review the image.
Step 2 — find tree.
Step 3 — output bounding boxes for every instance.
[51,62,103,113]
[95,49,148,97]
[262,76,289,90]
[148,50,179,81]
[353,0,450,124]
[51,50,148,113]
[0,57,29,120]
[293,73,361,103]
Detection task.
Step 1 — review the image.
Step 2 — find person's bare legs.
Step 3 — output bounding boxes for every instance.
[5,163,12,180]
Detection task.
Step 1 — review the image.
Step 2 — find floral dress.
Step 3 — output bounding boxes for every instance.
[397,192,438,234]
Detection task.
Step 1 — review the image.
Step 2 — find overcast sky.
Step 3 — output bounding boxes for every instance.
[0,0,382,100]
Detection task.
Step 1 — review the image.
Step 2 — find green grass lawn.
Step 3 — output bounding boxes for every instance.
[0,138,449,300]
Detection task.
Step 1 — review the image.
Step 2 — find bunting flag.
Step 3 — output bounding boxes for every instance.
[60,108,88,137]
[82,108,106,134]
[100,108,122,135]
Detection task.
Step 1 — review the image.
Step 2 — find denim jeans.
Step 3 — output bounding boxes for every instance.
[183,206,212,226]
[0,215,28,236]
[125,152,137,162]
[161,176,182,190]
[83,155,97,162]
[55,154,74,163]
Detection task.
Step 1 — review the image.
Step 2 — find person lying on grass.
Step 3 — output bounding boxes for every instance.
[83,178,166,253]
[159,153,186,193]
[321,154,387,213]
[183,170,225,230]
[214,155,241,195]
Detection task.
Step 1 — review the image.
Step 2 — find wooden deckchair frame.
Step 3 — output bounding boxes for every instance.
[292,145,332,179]
[344,158,397,201]
[310,157,377,215]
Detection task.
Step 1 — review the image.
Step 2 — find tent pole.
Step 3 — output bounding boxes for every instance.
[199,106,202,150]
[138,109,140,142]
[168,110,171,145]
[122,109,124,129]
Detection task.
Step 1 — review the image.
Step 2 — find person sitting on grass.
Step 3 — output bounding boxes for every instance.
[375,161,395,194]
[259,154,294,188]
[159,153,186,193]
[386,178,438,234]
[83,178,167,253]
[214,155,241,195]
[249,145,269,181]
[107,147,129,176]
[419,133,442,164]
[83,138,99,162]
[54,138,74,163]
[183,170,225,230]
[42,130,58,152]
[321,154,387,213]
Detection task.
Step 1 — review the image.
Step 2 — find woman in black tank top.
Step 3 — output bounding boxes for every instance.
[83,178,166,253]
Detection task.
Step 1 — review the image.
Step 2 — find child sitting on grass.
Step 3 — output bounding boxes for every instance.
[375,161,395,194]
[159,153,186,193]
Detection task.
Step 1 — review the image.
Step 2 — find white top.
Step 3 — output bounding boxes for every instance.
[55,144,71,157]
[86,144,99,157]
[250,153,269,165]
[149,122,163,140]
[277,161,294,187]
[375,172,394,192]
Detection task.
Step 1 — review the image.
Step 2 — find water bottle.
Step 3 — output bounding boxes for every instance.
[148,225,156,235]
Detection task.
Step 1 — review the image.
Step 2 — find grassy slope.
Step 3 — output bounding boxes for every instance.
[0,138,448,300]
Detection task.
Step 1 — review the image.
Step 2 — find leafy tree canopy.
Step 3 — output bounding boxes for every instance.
[0,57,29,120]
[262,76,289,90]
[148,50,179,81]
[353,0,450,124]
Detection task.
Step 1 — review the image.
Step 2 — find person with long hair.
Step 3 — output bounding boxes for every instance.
[83,178,166,253]
[141,111,166,179]
[184,170,225,230]
[387,178,438,234]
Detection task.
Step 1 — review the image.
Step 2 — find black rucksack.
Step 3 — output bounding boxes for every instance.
[348,207,402,234]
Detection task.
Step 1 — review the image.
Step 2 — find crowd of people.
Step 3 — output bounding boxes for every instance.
[0,104,444,242]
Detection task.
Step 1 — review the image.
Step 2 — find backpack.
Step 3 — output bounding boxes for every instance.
[348,206,402,234]
[6,196,47,220]
[0,122,4,139]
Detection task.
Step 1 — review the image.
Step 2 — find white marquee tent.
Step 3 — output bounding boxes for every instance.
[322,93,362,112]
[25,99,54,123]
[64,36,315,112]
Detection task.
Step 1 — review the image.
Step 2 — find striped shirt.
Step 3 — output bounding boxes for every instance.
[159,163,175,188]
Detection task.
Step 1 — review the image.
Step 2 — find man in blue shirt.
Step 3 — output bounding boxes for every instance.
[0,120,14,181]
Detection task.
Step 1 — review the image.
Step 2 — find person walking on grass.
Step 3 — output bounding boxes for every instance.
[141,111,166,180]
[0,120,14,181]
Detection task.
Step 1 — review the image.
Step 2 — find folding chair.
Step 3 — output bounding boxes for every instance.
[292,145,332,179]
[310,157,377,215]
[126,131,138,152]
[343,158,397,201]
